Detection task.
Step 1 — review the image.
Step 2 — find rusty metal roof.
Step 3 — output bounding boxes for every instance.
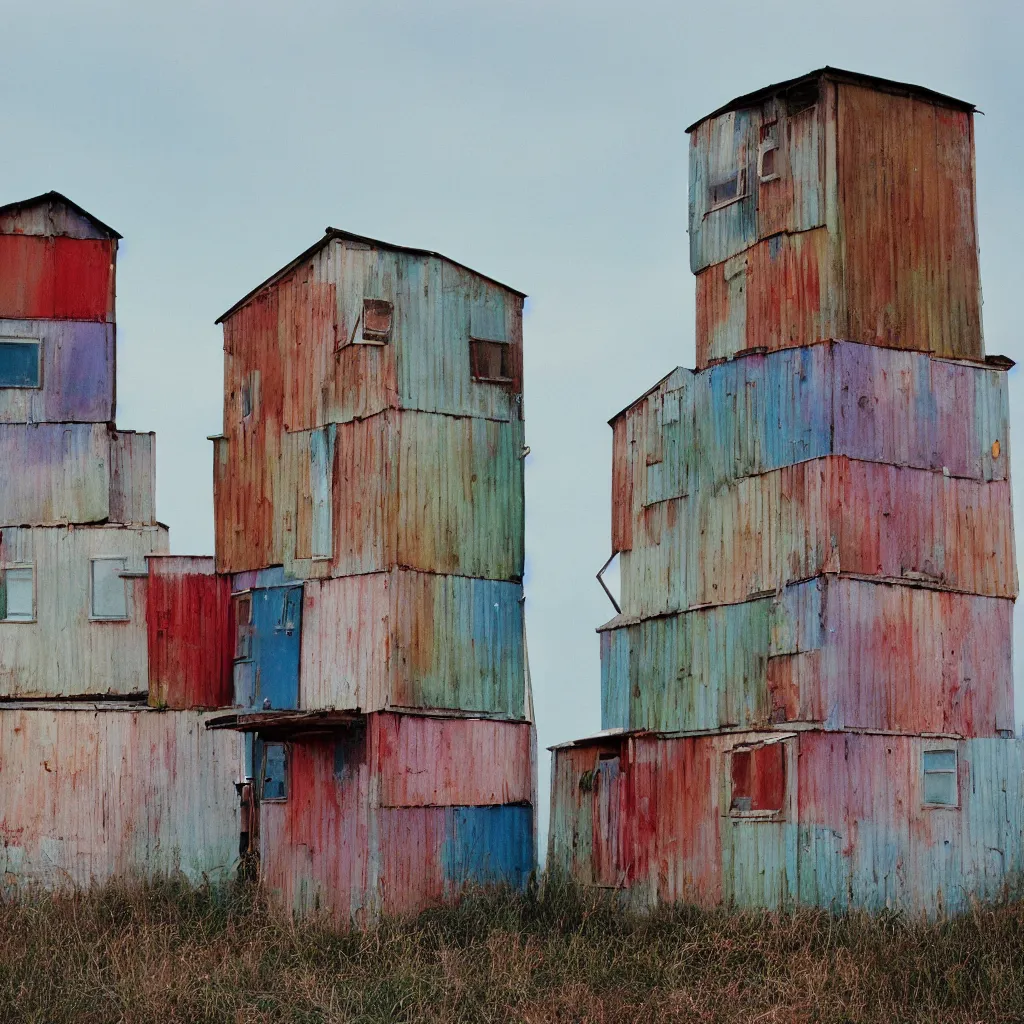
[0,190,122,239]
[215,226,526,324]
[685,66,975,134]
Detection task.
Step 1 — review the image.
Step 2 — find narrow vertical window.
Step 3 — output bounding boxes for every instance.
[758,119,780,182]
[233,593,252,660]
[278,586,302,634]
[0,339,41,388]
[262,743,288,801]
[90,557,129,620]
[1,565,35,621]
[310,426,334,560]
[923,749,958,807]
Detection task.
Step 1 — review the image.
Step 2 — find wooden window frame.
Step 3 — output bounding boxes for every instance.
[922,748,959,808]
[89,557,130,622]
[0,338,42,389]
[1,563,35,623]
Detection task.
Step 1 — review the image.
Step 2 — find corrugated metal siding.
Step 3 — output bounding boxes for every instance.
[689,98,825,274]
[0,236,115,322]
[0,320,114,424]
[0,423,111,525]
[550,731,1024,917]
[218,409,524,581]
[300,569,526,718]
[0,524,168,697]
[108,431,157,524]
[619,458,1015,617]
[601,576,1013,736]
[259,735,372,925]
[373,714,532,807]
[696,228,835,366]
[147,557,232,710]
[0,707,240,889]
[613,342,1009,552]
[837,83,982,360]
[0,199,111,240]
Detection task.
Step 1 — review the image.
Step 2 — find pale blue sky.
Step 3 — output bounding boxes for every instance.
[4,0,1022,850]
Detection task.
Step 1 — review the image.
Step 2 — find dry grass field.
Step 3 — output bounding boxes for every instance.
[2,877,1024,1022]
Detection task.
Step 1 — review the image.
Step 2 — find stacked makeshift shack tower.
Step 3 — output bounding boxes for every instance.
[549,68,1024,914]
[0,192,240,887]
[206,228,535,922]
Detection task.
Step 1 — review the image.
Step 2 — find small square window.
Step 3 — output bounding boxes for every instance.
[0,339,41,388]
[262,743,288,801]
[923,749,958,807]
[2,565,34,622]
[730,743,786,815]
[91,558,129,620]
[470,338,513,383]
[361,299,393,343]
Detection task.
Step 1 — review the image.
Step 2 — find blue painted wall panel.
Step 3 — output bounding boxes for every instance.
[443,805,534,890]
[250,584,303,711]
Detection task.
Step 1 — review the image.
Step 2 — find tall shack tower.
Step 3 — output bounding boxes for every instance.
[549,69,1023,914]
[0,193,240,887]
[207,229,535,923]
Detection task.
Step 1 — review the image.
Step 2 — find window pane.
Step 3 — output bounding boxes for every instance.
[263,743,288,800]
[924,771,957,806]
[91,558,128,618]
[924,749,957,773]
[0,340,40,388]
[5,567,33,620]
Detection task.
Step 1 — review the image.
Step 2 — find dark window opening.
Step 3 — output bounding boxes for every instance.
[784,81,819,116]
[708,168,747,211]
[262,743,288,801]
[362,299,393,343]
[759,119,780,182]
[334,731,365,783]
[470,338,513,383]
[0,340,40,388]
[233,594,252,660]
[731,743,786,814]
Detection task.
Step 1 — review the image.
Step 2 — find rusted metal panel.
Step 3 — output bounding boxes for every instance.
[373,713,532,807]
[0,235,115,322]
[0,707,241,889]
[258,735,372,925]
[220,409,524,582]
[550,730,1024,916]
[0,320,114,424]
[0,524,168,697]
[601,576,1012,736]
[147,557,232,710]
[690,77,982,364]
[619,457,1016,617]
[108,430,157,525]
[0,423,111,525]
[257,714,534,924]
[837,84,982,360]
[613,343,1009,551]
[300,569,527,718]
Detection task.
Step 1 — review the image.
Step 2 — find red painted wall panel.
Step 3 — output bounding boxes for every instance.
[0,236,115,321]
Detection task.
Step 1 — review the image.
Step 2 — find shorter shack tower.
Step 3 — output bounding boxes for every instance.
[207,229,535,922]
[549,69,1023,914]
[0,193,240,887]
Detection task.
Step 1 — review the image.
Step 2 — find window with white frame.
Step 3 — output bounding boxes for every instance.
[923,748,958,807]
[0,339,41,388]
[1,564,35,621]
[90,557,129,620]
